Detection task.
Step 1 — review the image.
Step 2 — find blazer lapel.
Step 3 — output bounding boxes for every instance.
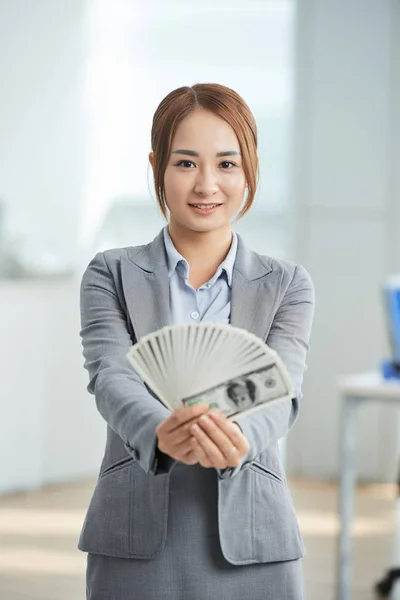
[231,234,278,341]
[121,230,170,341]
[120,228,278,343]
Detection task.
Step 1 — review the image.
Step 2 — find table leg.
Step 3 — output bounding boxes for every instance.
[336,396,357,600]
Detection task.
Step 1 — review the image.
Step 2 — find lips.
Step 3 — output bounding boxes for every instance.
[188,203,223,215]
[188,203,222,208]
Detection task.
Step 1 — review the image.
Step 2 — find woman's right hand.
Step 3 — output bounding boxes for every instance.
[156,403,210,465]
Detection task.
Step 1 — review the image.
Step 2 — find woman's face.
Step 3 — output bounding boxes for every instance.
[151,108,247,234]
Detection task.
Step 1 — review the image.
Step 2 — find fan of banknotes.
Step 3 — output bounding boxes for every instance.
[126,322,295,418]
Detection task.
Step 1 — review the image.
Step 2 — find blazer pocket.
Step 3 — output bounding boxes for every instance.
[78,459,170,559]
[249,461,284,485]
[252,473,305,561]
[100,455,136,477]
[218,466,305,565]
[79,458,133,558]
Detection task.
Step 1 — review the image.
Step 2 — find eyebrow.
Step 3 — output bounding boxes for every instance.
[171,149,241,157]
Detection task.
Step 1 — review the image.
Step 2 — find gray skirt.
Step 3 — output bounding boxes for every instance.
[86,462,304,600]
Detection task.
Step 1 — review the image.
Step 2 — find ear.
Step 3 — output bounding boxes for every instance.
[148,151,155,171]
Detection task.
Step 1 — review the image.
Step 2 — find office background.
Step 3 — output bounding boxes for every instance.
[1,1,400,598]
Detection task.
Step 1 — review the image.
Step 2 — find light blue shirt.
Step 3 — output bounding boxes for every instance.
[162,226,238,326]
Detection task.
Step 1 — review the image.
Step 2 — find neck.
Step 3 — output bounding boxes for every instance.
[167,221,233,273]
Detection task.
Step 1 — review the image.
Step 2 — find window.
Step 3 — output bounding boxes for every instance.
[81,0,294,254]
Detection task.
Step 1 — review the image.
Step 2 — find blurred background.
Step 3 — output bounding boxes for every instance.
[1,0,400,598]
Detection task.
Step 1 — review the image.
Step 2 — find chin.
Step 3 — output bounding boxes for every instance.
[190,222,225,233]
[188,214,232,232]
[171,215,229,235]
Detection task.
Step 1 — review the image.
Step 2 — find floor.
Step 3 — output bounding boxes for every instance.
[0,477,398,600]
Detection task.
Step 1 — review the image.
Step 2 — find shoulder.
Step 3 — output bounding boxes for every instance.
[80,245,147,292]
[235,233,313,290]
[258,252,296,278]
[263,254,313,287]
[88,229,166,274]
[103,245,146,265]
[246,249,315,309]
[242,240,313,289]
[84,244,146,271]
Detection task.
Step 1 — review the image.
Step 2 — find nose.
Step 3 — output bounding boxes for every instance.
[194,167,219,198]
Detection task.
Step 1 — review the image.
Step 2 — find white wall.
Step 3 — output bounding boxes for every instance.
[287,0,400,481]
[0,278,106,494]
[0,0,106,494]
[79,0,294,259]
[0,0,85,266]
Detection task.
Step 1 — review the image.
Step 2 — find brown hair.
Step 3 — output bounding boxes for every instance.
[150,83,259,220]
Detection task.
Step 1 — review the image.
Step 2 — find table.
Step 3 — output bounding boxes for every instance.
[336,372,400,600]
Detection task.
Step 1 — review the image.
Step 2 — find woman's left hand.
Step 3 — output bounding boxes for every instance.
[190,410,250,469]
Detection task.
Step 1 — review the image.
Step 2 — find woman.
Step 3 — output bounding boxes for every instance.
[79,83,314,599]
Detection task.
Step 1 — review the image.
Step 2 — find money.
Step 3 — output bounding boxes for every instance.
[181,364,291,418]
[126,322,295,416]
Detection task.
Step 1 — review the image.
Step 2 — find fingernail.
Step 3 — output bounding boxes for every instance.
[208,410,220,419]
[191,424,200,433]
[199,415,209,423]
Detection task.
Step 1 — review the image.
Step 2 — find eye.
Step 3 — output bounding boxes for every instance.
[220,161,236,169]
[175,160,196,168]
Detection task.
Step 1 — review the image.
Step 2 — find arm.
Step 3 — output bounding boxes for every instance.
[80,251,176,475]
[218,264,315,479]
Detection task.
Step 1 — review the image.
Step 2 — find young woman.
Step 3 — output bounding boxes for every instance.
[79,83,314,600]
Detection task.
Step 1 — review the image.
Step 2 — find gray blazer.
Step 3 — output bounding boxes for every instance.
[78,229,314,565]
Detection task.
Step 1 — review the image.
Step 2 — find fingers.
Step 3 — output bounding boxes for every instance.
[190,437,213,468]
[157,413,208,449]
[190,412,250,469]
[180,447,199,465]
[156,410,207,463]
[158,403,209,435]
[155,406,250,469]
[201,412,249,457]
[190,417,236,469]
[208,412,250,456]
[156,405,210,458]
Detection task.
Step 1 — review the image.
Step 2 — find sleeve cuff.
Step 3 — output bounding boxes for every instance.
[153,447,177,475]
[123,438,177,476]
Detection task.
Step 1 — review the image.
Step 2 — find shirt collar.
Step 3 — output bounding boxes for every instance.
[162,225,237,287]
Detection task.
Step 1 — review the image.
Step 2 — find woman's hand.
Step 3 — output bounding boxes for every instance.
[156,403,210,465]
[190,410,250,469]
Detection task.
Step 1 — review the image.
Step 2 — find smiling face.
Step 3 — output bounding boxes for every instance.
[150,108,247,235]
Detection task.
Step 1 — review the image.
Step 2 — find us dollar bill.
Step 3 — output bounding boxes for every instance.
[181,364,292,418]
